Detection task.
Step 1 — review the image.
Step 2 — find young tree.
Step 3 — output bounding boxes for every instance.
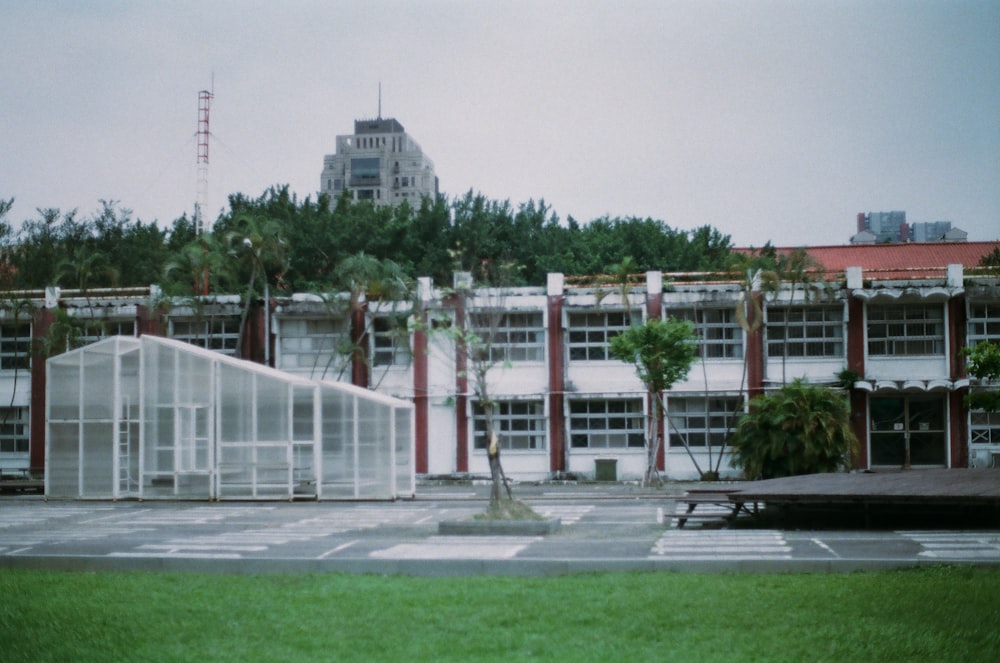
[424,261,539,515]
[609,317,698,486]
[964,340,1000,414]
[729,379,858,480]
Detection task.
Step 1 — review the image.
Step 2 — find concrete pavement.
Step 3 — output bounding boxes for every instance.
[1,483,998,575]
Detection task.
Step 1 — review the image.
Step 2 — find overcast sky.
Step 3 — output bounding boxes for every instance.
[2,0,998,248]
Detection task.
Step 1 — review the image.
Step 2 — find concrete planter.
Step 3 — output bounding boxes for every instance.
[438,518,562,536]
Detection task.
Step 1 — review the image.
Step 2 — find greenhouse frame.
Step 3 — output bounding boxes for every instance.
[46,335,414,500]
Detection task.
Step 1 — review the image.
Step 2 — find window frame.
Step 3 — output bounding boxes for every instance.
[566,310,632,362]
[670,308,743,360]
[170,317,241,356]
[968,302,1000,346]
[765,304,845,359]
[472,399,547,451]
[469,310,545,363]
[370,314,411,367]
[666,395,743,448]
[867,303,945,357]
[568,397,646,449]
[0,406,29,456]
[0,322,32,372]
[277,317,350,374]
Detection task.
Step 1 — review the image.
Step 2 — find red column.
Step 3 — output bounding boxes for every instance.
[547,291,565,474]
[412,307,429,474]
[746,292,765,400]
[948,295,968,467]
[645,278,666,471]
[846,297,868,469]
[351,302,369,388]
[29,307,54,472]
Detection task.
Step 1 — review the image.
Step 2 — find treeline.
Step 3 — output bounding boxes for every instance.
[0,187,734,294]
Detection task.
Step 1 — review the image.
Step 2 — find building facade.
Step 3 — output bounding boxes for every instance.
[4,242,1000,484]
[320,117,438,207]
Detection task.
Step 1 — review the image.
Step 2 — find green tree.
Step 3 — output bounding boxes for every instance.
[609,317,698,486]
[729,379,858,480]
[964,341,1000,414]
[223,213,287,360]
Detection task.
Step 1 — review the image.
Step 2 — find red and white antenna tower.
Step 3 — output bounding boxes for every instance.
[194,83,214,234]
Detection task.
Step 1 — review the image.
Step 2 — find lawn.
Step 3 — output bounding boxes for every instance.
[2,566,998,662]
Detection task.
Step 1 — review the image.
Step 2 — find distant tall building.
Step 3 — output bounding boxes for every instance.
[855,211,908,243]
[851,211,966,244]
[320,117,438,207]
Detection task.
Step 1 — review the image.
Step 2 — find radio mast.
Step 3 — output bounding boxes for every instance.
[194,82,214,234]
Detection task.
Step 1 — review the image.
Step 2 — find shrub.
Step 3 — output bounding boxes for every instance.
[729,379,858,479]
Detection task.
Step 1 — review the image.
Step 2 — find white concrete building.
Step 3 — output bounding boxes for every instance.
[4,242,1000,489]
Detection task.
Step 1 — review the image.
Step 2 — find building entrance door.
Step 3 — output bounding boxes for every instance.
[869,395,947,467]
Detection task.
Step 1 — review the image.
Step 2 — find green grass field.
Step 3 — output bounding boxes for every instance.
[2,566,998,662]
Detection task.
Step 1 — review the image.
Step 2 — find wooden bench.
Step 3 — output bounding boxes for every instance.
[669,491,756,528]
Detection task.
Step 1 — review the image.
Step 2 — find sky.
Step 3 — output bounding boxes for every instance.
[2,0,998,248]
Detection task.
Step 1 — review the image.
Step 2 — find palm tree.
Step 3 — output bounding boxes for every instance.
[773,248,828,385]
[224,215,286,361]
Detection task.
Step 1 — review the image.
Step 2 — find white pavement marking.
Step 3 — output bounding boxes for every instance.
[533,505,594,525]
[136,544,268,552]
[109,552,242,560]
[0,505,115,529]
[318,540,359,558]
[370,536,541,560]
[810,538,840,558]
[651,530,791,560]
[109,507,436,559]
[899,531,1000,560]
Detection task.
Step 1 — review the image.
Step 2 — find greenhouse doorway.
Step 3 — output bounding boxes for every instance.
[869,395,947,468]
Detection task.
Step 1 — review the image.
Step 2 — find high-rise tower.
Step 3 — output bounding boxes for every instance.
[320,116,438,208]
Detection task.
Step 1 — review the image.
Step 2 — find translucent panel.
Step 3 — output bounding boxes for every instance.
[82,422,114,497]
[48,362,81,421]
[395,408,414,497]
[47,422,80,497]
[81,354,115,421]
[320,386,355,498]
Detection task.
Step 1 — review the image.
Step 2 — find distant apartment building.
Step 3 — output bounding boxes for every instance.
[852,211,967,244]
[320,117,438,207]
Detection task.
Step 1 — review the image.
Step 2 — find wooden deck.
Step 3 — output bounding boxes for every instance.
[724,468,1000,506]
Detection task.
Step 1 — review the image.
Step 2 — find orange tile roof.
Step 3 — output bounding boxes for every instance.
[751,241,1000,281]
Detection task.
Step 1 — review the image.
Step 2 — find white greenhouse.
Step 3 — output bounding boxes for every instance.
[46,335,414,500]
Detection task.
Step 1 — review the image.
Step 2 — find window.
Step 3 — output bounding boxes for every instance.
[278,318,349,375]
[371,315,410,367]
[0,323,31,371]
[473,400,546,450]
[569,398,645,448]
[766,305,844,358]
[567,311,630,361]
[672,308,742,359]
[350,157,380,184]
[470,311,545,362]
[666,396,742,447]
[171,318,240,356]
[971,411,1000,446]
[968,302,1000,346]
[79,320,137,347]
[868,304,944,356]
[0,407,29,455]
